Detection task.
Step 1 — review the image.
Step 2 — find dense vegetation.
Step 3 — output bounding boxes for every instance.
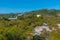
[0,9,60,40]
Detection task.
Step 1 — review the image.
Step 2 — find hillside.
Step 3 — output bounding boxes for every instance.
[0,9,60,40]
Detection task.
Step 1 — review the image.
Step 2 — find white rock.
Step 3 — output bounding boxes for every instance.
[33,25,51,35]
[52,27,56,31]
[36,15,41,17]
[57,24,60,29]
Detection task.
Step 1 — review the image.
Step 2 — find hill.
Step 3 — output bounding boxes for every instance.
[0,9,60,40]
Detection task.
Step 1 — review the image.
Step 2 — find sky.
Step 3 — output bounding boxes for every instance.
[0,0,60,13]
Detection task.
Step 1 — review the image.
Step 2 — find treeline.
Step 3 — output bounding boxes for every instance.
[0,9,60,18]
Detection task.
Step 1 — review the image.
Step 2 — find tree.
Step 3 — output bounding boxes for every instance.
[33,35,45,40]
